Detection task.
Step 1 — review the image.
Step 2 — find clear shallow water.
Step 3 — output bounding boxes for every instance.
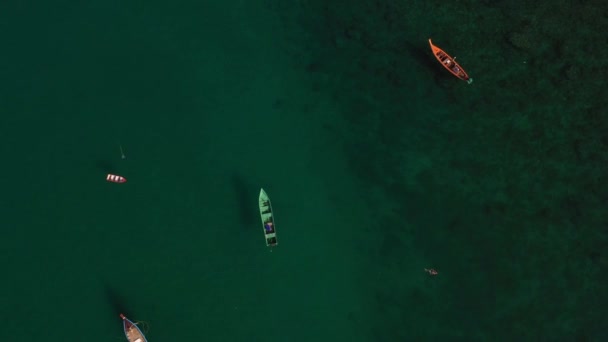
[3,1,607,341]
[0,1,368,341]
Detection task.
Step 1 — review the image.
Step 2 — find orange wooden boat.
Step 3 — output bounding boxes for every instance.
[120,314,148,342]
[429,39,473,84]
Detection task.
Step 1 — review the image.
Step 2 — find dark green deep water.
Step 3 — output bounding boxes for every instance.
[1,1,607,341]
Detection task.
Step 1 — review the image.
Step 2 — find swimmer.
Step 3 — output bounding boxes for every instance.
[424,268,438,276]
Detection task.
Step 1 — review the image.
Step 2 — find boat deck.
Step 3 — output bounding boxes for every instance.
[259,189,278,246]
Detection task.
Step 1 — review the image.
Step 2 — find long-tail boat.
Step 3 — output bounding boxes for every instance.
[429,39,473,84]
[119,314,148,342]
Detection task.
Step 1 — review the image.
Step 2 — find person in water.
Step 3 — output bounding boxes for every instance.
[424,268,438,276]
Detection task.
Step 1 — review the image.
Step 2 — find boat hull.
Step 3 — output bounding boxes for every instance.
[429,39,472,84]
[107,174,127,183]
[259,188,277,247]
[120,314,148,342]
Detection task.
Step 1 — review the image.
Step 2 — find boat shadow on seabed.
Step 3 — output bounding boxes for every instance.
[404,41,442,74]
[104,284,130,317]
[231,173,258,229]
[96,160,117,174]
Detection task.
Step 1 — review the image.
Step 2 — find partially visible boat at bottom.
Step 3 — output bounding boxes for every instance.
[259,188,278,247]
[120,314,148,342]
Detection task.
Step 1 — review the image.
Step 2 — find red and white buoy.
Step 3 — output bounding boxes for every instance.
[106,174,127,184]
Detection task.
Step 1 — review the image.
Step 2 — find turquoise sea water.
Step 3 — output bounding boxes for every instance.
[2,1,606,341]
[1,1,368,341]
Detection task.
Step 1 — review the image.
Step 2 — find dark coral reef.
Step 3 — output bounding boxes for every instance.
[278,0,608,340]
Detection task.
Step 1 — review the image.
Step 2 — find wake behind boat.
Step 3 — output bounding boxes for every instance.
[120,314,148,342]
[259,188,277,247]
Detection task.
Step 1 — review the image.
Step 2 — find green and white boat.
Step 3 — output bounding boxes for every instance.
[259,188,277,247]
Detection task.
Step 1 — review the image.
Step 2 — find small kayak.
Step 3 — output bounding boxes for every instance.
[429,39,473,84]
[106,174,127,183]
